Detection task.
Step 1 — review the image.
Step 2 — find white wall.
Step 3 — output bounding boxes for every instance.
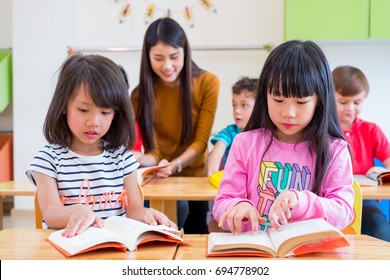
[8,0,390,211]
[319,41,390,135]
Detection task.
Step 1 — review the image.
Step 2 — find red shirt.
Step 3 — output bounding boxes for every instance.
[343,118,390,175]
[133,122,143,152]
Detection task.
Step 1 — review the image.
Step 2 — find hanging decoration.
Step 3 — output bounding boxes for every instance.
[164,8,172,18]
[144,3,155,24]
[118,3,132,24]
[183,6,195,28]
[114,1,217,28]
[200,0,217,13]
[67,47,75,56]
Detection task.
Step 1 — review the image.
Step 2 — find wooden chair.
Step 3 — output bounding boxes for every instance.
[34,191,43,229]
[341,179,362,235]
[34,185,144,229]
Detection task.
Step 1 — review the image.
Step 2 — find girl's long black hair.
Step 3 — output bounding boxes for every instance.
[132,17,203,152]
[245,40,346,195]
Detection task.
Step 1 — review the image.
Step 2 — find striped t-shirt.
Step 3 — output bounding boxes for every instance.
[26,144,140,227]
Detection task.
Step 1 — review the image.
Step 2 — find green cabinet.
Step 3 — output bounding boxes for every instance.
[285,0,390,41]
[370,0,390,39]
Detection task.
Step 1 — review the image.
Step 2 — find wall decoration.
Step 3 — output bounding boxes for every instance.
[115,0,217,27]
[118,3,132,23]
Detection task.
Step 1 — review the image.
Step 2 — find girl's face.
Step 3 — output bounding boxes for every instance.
[232,91,256,130]
[66,85,115,155]
[335,91,366,130]
[149,42,185,87]
[267,93,318,143]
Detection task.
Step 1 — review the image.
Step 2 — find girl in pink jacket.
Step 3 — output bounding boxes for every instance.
[213,40,354,234]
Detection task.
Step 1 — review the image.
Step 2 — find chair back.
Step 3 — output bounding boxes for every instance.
[34,191,43,229]
[341,179,362,235]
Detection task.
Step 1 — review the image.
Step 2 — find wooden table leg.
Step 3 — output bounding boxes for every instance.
[149,199,177,224]
[164,201,177,224]
[149,200,164,213]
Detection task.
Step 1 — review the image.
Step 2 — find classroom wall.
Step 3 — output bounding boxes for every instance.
[0,0,12,131]
[3,0,390,211]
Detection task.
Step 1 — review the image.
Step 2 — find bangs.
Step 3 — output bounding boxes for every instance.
[73,66,123,111]
[264,47,320,98]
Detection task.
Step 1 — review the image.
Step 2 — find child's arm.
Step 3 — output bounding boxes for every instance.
[123,171,177,229]
[134,153,159,167]
[34,172,103,237]
[207,141,227,176]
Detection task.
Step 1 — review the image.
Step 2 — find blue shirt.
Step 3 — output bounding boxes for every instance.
[211,124,241,164]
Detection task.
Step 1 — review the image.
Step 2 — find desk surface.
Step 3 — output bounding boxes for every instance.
[1,179,389,201]
[360,185,390,199]
[0,181,35,196]
[143,177,217,200]
[176,234,390,260]
[0,229,179,260]
[142,177,390,200]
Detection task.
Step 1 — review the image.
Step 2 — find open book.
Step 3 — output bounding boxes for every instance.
[46,216,183,257]
[137,164,171,186]
[354,171,390,186]
[207,218,349,258]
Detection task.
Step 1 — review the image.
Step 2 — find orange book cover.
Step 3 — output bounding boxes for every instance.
[206,218,349,258]
[46,216,183,257]
[137,164,171,186]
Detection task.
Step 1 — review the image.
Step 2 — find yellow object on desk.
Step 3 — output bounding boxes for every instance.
[209,170,224,189]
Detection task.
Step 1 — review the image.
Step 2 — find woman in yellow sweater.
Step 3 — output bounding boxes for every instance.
[131,18,220,233]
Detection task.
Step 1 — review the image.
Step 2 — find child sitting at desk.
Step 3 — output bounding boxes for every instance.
[213,40,354,234]
[332,65,390,241]
[26,53,177,236]
[207,77,258,232]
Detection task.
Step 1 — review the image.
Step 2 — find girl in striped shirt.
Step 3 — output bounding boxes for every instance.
[26,53,177,237]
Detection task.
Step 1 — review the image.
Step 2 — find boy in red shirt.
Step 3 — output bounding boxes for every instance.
[333,65,390,241]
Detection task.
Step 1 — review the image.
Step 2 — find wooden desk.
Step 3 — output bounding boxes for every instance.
[175,234,390,260]
[0,181,35,230]
[142,177,390,223]
[142,177,217,223]
[0,229,179,260]
[2,179,389,229]
[360,185,390,200]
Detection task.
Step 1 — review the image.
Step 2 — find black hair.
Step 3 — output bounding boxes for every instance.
[245,40,346,195]
[131,17,204,152]
[44,53,136,150]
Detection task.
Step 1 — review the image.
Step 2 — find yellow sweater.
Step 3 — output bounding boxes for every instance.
[132,71,220,176]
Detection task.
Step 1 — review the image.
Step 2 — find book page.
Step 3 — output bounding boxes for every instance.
[353,174,377,186]
[47,226,125,256]
[103,216,182,251]
[268,218,342,257]
[208,231,276,256]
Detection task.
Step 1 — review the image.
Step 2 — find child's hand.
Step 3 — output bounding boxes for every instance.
[218,202,266,235]
[155,159,173,177]
[268,190,298,231]
[144,208,178,229]
[61,204,103,238]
